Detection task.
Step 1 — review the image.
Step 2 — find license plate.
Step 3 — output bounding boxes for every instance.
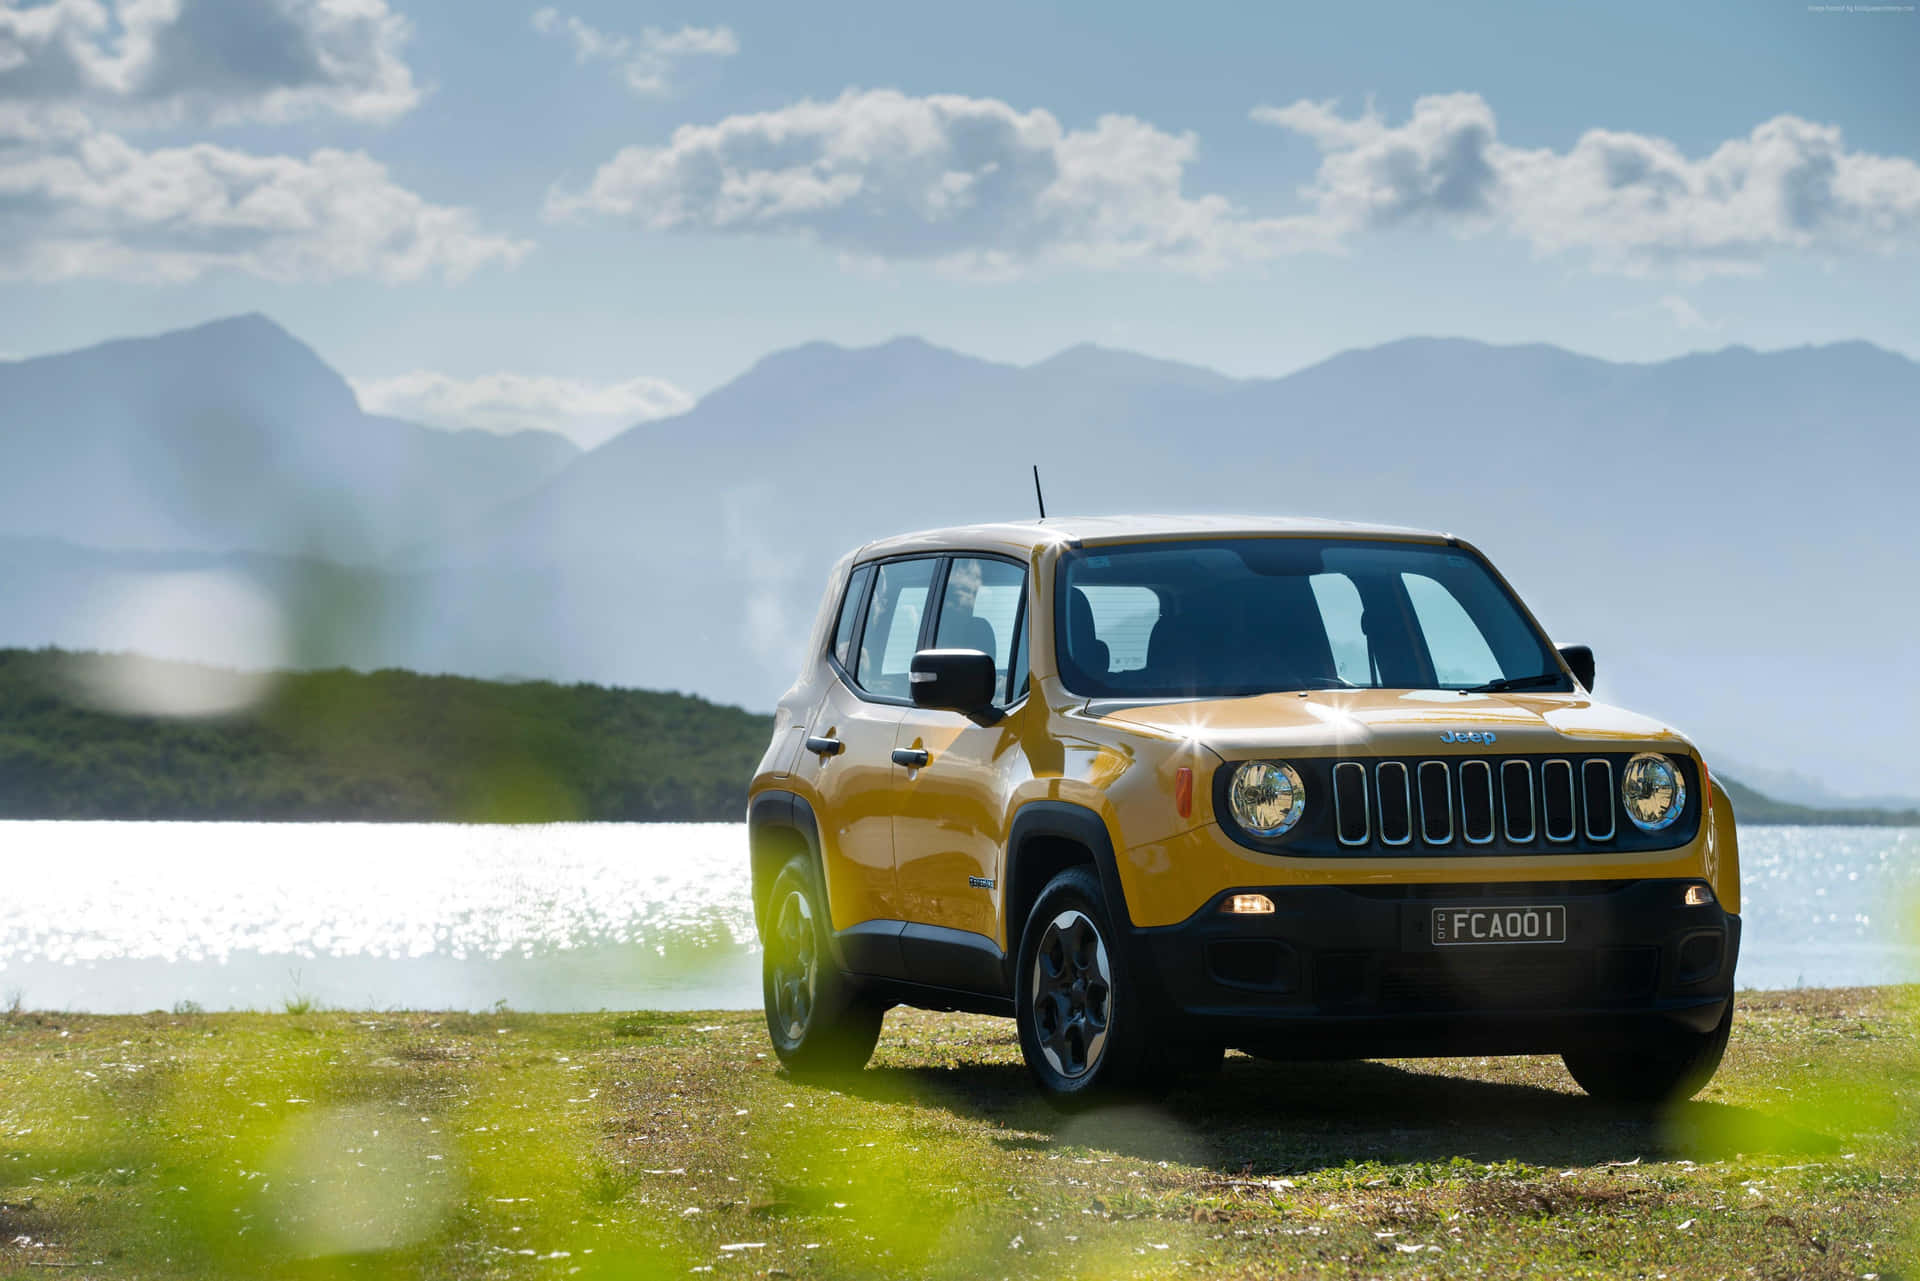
[1431,904,1566,946]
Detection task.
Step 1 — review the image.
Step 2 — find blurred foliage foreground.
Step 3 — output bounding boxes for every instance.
[0,649,769,823]
[1,988,1915,1280]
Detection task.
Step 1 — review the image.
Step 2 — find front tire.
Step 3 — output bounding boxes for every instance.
[1562,997,1734,1105]
[762,855,884,1074]
[1016,866,1204,1101]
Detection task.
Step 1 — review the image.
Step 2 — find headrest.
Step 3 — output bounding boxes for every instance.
[1069,588,1096,643]
[1068,589,1110,679]
[962,614,997,658]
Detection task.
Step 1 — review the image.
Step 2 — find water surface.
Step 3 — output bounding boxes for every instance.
[1,822,1911,1012]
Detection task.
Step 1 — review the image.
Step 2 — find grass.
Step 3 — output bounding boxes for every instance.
[1,988,1915,1279]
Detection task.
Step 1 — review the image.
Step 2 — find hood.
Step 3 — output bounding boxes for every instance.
[1080,688,1692,760]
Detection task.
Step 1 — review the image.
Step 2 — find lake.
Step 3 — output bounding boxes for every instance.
[1,822,1912,1014]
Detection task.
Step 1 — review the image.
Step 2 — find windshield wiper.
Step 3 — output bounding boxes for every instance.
[1463,672,1567,694]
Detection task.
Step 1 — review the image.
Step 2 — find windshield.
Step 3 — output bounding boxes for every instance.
[1054,537,1569,699]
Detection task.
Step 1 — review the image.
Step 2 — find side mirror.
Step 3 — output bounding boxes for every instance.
[1557,644,1595,692]
[909,649,998,712]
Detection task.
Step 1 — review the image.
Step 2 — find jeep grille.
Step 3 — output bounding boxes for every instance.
[1214,752,1702,858]
[1334,755,1628,852]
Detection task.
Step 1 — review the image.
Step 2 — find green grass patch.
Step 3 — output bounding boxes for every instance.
[2,988,1914,1278]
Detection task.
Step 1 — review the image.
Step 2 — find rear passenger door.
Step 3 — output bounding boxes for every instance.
[891,555,1033,965]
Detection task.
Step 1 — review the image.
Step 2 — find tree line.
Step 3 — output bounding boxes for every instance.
[1,647,1912,826]
[0,649,770,823]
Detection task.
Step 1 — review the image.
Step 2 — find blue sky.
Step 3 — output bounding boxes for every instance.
[2,0,1916,441]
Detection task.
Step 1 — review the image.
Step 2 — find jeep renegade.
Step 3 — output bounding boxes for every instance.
[748,517,1739,1102]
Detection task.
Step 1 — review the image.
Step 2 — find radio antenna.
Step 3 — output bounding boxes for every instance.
[1032,464,1047,521]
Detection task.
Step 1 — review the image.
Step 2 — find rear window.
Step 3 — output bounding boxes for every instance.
[831,564,873,670]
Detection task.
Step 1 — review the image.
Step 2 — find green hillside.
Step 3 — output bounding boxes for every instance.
[1716,773,1919,826]
[0,649,769,823]
[1,647,1914,826]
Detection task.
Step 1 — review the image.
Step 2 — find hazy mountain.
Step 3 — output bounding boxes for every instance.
[1715,760,1920,815]
[2,319,1916,796]
[0,315,578,563]
[405,333,1919,796]
[1714,776,1920,826]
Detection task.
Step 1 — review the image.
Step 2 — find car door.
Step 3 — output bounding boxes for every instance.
[793,556,939,936]
[891,554,1033,958]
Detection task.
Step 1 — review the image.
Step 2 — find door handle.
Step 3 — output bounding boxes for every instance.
[804,735,844,758]
[891,747,930,768]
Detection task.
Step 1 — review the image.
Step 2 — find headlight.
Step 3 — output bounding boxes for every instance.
[1620,752,1686,832]
[1228,761,1306,837]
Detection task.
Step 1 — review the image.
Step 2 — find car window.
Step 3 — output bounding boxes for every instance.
[1401,572,1503,687]
[855,558,937,701]
[831,564,873,670]
[1068,585,1160,675]
[1308,572,1372,685]
[933,557,1027,707]
[1055,539,1565,697]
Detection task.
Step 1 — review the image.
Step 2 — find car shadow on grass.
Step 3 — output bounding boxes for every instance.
[821,1054,1840,1175]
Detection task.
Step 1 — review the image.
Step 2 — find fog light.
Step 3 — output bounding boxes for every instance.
[1683,884,1715,907]
[1225,893,1276,915]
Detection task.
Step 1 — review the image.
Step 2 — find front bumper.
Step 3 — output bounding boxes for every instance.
[1126,878,1739,1059]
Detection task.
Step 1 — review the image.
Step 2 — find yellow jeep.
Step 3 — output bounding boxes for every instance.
[748,517,1739,1102]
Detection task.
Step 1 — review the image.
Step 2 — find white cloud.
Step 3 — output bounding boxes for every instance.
[0,2,527,284]
[1612,294,1720,332]
[1252,92,1501,230]
[0,0,420,125]
[1254,93,1920,278]
[0,112,532,283]
[546,88,1323,275]
[1655,294,1716,332]
[351,369,692,447]
[530,8,735,96]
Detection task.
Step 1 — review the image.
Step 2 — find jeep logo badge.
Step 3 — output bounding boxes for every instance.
[1440,730,1497,745]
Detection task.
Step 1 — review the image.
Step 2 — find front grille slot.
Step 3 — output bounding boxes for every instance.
[1376,953,1594,1011]
[1332,761,1370,846]
[1541,759,1577,842]
[1460,761,1495,845]
[1500,760,1535,843]
[1582,759,1616,842]
[1417,761,1453,845]
[1318,945,1654,1013]
[1376,762,1413,846]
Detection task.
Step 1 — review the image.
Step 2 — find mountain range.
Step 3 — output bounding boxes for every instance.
[0,316,578,563]
[1,315,1914,802]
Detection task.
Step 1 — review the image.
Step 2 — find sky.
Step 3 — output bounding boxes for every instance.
[1,0,1917,444]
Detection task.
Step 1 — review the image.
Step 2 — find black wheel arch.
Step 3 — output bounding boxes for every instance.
[748,790,828,942]
[754,793,1150,1010]
[1003,801,1137,990]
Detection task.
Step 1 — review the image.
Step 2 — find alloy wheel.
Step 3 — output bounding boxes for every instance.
[769,888,818,1043]
[1028,908,1112,1078]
